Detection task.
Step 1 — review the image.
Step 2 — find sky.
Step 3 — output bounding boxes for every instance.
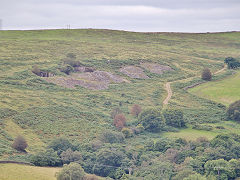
[0,0,240,32]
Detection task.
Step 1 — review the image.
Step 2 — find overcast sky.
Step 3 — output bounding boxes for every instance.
[0,0,240,32]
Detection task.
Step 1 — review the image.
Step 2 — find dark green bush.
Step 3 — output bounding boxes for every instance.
[93,148,125,177]
[138,108,165,132]
[60,148,82,164]
[56,162,85,180]
[163,109,185,128]
[99,130,125,144]
[48,138,75,155]
[12,135,28,152]
[201,68,212,81]
[227,100,240,122]
[31,149,62,166]
[60,65,74,75]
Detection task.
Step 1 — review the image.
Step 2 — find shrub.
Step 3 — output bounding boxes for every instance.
[111,107,122,119]
[93,148,125,177]
[227,100,240,122]
[163,109,185,128]
[60,148,82,164]
[113,113,126,129]
[32,66,41,76]
[201,68,212,81]
[130,104,142,117]
[48,138,75,155]
[224,57,240,69]
[31,149,62,166]
[60,65,74,75]
[56,162,85,180]
[121,128,133,138]
[12,135,28,152]
[100,130,124,144]
[138,108,165,132]
[66,53,76,59]
[135,124,144,134]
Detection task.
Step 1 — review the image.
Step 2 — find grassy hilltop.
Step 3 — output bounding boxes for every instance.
[0,29,240,179]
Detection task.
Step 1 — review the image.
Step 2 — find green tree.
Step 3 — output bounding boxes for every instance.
[12,135,28,152]
[224,57,240,69]
[60,148,82,164]
[201,68,212,81]
[227,100,240,122]
[93,148,125,177]
[31,149,62,166]
[48,138,74,155]
[56,162,85,180]
[138,108,165,132]
[100,130,125,144]
[204,159,236,180]
[163,109,185,128]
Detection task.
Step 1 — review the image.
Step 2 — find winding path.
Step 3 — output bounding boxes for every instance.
[162,65,227,105]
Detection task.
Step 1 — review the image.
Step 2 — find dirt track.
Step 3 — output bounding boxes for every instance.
[162,65,227,105]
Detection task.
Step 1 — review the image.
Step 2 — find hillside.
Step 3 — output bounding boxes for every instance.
[0,29,240,179]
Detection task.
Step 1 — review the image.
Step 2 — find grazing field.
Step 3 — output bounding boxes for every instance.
[189,70,240,105]
[0,163,60,180]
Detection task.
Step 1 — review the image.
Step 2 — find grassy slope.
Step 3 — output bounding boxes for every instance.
[0,164,105,180]
[0,164,60,180]
[1,29,240,157]
[189,70,240,105]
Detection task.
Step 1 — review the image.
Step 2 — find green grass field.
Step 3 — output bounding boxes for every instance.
[189,70,240,105]
[164,121,240,141]
[0,164,60,180]
[0,29,240,160]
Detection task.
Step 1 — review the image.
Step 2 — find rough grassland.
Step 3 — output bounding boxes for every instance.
[189,70,240,105]
[0,29,240,158]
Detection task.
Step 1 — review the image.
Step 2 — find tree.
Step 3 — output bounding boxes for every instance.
[138,108,165,132]
[227,100,240,122]
[113,113,126,129]
[60,148,82,164]
[204,159,236,180]
[56,162,85,180]
[100,130,125,144]
[131,104,142,117]
[12,135,28,152]
[201,68,212,81]
[31,149,62,167]
[93,148,125,177]
[48,138,74,155]
[224,57,240,69]
[163,109,185,128]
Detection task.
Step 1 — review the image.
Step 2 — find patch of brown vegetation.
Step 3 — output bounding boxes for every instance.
[119,66,149,79]
[44,70,128,90]
[140,63,172,74]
